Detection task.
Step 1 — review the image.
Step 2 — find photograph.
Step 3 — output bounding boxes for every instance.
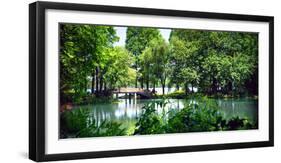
[59,23,259,139]
[29,1,274,161]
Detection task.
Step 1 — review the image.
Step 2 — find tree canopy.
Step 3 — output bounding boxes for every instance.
[60,24,135,103]
[169,29,258,95]
[60,24,258,104]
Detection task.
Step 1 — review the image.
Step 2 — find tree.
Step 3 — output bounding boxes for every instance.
[87,26,118,94]
[169,29,258,96]
[104,47,136,90]
[138,35,171,94]
[169,35,199,94]
[139,47,153,90]
[202,50,232,94]
[59,24,118,102]
[125,27,161,88]
[60,24,258,104]
[150,39,170,94]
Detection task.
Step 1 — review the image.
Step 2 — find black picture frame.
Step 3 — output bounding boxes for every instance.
[29,1,274,162]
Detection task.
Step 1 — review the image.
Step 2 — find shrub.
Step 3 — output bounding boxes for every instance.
[60,108,90,134]
[134,97,255,135]
[134,101,168,135]
[60,107,127,138]
[77,120,127,138]
[226,116,255,130]
[160,90,205,99]
[61,98,256,138]
[164,90,186,98]
[167,98,226,133]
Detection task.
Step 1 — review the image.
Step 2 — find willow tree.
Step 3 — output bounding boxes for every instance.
[125,27,161,88]
[149,39,170,94]
[139,47,153,90]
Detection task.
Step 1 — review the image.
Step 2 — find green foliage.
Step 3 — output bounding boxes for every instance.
[103,46,136,89]
[157,90,206,99]
[125,27,162,88]
[167,98,226,132]
[134,101,168,135]
[169,31,202,92]
[133,98,256,135]
[138,37,171,92]
[60,99,256,138]
[60,24,136,104]
[60,24,258,138]
[169,30,258,95]
[77,120,127,138]
[60,24,119,103]
[161,90,186,99]
[79,95,119,105]
[226,116,255,130]
[60,24,258,103]
[60,108,127,138]
[125,27,162,56]
[60,108,91,134]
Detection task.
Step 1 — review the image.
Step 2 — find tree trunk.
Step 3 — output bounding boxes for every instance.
[135,73,138,88]
[140,77,144,89]
[146,74,149,90]
[104,81,107,91]
[162,82,165,95]
[85,79,88,93]
[99,74,103,92]
[95,67,99,93]
[109,82,112,90]
[185,82,188,96]
[212,77,217,95]
[91,72,95,94]
[227,81,232,94]
[135,62,138,88]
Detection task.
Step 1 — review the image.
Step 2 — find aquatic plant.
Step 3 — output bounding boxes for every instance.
[226,116,255,130]
[134,100,168,135]
[60,108,127,138]
[167,98,226,133]
[77,120,127,138]
[134,98,256,135]
[60,108,90,134]
[61,98,256,138]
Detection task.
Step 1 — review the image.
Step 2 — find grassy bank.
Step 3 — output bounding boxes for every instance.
[156,90,258,99]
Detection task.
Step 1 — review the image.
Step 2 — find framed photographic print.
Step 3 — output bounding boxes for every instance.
[29,1,274,162]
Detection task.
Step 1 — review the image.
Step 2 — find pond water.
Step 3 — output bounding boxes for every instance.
[73,98,258,128]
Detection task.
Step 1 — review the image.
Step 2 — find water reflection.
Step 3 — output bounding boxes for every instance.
[74,98,258,126]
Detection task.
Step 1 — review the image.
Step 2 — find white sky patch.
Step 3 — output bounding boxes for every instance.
[113,26,127,47]
[159,28,171,43]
